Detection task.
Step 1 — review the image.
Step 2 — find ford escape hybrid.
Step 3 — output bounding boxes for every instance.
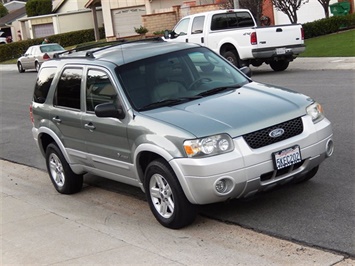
[30,38,333,229]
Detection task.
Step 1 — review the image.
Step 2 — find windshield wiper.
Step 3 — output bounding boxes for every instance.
[197,85,241,97]
[139,96,202,111]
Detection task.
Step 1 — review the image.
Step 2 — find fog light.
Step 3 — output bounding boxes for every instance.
[326,139,334,157]
[215,179,227,193]
[214,178,234,195]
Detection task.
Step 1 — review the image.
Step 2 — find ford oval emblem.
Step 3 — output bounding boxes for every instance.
[269,128,285,138]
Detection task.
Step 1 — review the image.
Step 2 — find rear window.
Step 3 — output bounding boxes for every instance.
[33,67,57,103]
[211,12,254,31]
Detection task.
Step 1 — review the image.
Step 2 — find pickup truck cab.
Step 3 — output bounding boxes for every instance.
[164,9,305,71]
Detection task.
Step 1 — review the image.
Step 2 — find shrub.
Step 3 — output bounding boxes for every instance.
[303,13,355,39]
[0,27,105,62]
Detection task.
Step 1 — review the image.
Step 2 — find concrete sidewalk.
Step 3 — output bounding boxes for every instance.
[1,160,354,265]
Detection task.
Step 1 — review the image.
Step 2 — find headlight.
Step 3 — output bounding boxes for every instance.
[306,102,324,123]
[184,134,234,158]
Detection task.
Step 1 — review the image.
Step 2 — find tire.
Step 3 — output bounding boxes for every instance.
[144,159,197,229]
[222,50,239,67]
[270,60,289,72]
[35,61,40,72]
[17,62,25,73]
[45,143,83,194]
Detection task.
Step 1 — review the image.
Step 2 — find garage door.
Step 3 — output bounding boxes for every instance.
[112,6,146,38]
[33,23,54,38]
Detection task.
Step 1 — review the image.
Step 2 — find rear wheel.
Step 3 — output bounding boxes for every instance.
[270,60,289,71]
[45,143,83,194]
[17,62,25,73]
[35,61,40,72]
[222,50,239,67]
[144,159,197,229]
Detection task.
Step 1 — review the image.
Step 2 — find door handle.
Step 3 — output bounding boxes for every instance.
[84,123,96,131]
[52,116,61,123]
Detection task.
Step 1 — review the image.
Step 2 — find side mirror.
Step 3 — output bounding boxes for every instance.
[239,66,252,78]
[164,30,170,39]
[95,102,125,120]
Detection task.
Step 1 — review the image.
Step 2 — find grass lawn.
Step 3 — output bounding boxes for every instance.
[301,29,355,57]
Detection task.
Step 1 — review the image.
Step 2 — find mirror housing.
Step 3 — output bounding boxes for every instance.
[95,102,125,120]
[239,66,252,78]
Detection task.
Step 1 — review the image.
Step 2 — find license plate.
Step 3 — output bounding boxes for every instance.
[273,146,302,170]
[276,48,286,55]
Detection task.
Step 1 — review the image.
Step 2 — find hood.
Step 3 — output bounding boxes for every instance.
[143,82,313,138]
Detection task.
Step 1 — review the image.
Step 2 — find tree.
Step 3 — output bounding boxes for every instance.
[26,0,52,17]
[0,3,8,18]
[239,0,264,25]
[269,0,309,24]
[317,0,331,18]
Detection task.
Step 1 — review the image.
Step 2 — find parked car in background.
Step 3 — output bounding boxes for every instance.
[0,31,8,44]
[17,43,65,73]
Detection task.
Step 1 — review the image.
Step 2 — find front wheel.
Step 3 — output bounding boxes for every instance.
[45,143,83,194]
[270,60,289,72]
[144,159,197,229]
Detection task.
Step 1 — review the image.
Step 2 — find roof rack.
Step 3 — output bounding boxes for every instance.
[53,37,165,59]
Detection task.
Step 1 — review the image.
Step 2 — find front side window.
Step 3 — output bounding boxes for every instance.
[86,69,117,112]
[54,68,82,109]
[33,67,57,103]
[174,18,190,36]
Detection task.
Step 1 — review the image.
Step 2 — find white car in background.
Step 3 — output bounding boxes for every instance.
[0,31,8,44]
[17,43,65,73]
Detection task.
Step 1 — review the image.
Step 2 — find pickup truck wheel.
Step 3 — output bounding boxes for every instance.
[17,62,25,73]
[222,51,239,67]
[270,60,289,71]
[45,143,83,194]
[144,159,197,229]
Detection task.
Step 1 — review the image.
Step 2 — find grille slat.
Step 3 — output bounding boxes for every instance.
[243,117,303,149]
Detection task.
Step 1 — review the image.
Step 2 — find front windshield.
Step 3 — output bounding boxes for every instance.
[117,47,249,110]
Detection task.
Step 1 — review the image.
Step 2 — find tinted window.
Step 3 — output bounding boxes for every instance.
[211,12,254,30]
[86,69,117,112]
[191,16,204,34]
[33,67,57,103]
[54,68,82,109]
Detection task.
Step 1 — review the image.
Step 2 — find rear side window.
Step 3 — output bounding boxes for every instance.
[211,12,254,30]
[54,68,83,109]
[191,16,204,34]
[33,67,57,103]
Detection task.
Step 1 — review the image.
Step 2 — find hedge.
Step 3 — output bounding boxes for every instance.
[0,27,105,62]
[303,13,355,39]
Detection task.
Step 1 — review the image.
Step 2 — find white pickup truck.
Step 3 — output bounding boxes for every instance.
[164,9,305,71]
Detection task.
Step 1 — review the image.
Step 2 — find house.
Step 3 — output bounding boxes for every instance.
[17,0,104,40]
[0,1,27,41]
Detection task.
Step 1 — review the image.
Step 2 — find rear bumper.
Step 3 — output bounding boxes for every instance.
[252,44,306,60]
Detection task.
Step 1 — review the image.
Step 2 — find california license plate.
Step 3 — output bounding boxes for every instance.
[273,146,302,170]
[276,47,286,55]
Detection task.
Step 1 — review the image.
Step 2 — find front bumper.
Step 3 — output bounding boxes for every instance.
[170,116,333,205]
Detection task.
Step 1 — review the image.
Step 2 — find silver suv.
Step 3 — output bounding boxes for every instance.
[30,39,333,229]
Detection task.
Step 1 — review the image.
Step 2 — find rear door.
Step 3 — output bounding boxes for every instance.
[51,67,88,165]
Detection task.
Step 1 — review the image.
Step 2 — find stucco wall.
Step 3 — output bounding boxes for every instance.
[55,10,104,33]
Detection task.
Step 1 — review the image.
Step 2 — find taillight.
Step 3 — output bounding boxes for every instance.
[301,27,304,40]
[43,53,50,60]
[250,32,257,45]
[30,104,34,124]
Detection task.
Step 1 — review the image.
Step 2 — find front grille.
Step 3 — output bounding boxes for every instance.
[243,117,303,149]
